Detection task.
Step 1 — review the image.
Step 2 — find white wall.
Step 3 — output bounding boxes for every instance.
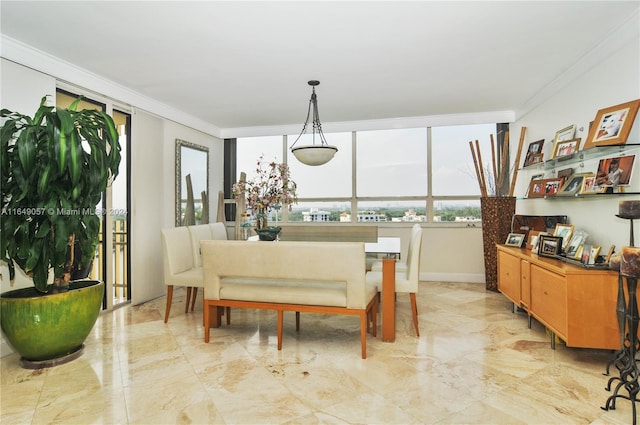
[0,59,57,294]
[0,60,224,357]
[511,36,640,250]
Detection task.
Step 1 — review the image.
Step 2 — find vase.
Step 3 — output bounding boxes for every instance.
[255,226,281,241]
[0,280,104,367]
[255,206,268,230]
[480,196,516,292]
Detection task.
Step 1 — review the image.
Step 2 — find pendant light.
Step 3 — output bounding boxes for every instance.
[290,80,338,166]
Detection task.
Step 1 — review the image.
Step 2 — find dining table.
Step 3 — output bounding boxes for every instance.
[365,237,401,342]
[247,233,402,342]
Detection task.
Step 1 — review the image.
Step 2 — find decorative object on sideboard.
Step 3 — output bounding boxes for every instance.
[583,98,640,150]
[538,234,563,258]
[290,80,338,166]
[504,233,526,247]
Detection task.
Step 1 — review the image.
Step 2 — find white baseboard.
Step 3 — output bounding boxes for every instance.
[420,272,485,284]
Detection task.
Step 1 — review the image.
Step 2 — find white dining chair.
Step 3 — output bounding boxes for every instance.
[161,226,204,323]
[370,223,421,273]
[366,225,423,336]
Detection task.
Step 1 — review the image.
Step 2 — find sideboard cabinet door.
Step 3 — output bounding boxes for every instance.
[530,264,568,339]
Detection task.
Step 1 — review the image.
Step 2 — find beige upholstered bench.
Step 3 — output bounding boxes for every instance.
[201,240,379,358]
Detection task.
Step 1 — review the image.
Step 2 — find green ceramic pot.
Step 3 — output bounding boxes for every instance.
[255,226,281,241]
[0,280,104,361]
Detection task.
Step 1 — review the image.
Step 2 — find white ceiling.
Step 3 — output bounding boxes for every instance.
[1,1,639,137]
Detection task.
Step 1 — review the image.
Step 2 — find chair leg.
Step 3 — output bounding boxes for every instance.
[185,287,192,313]
[295,311,300,332]
[410,292,420,336]
[277,310,284,350]
[164,285,174,323]
[360,312,367,359]
[190,288,198,312]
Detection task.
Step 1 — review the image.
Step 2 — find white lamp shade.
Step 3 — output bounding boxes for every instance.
[291,145,338,166]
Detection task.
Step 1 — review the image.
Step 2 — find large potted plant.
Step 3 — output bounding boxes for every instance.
[0,96,121,366]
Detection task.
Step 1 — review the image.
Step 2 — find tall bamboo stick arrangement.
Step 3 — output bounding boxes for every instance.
[468,127,526,197]
[509,127,527,197]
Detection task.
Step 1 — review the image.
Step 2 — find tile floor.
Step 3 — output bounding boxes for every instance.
[0,281,636,424]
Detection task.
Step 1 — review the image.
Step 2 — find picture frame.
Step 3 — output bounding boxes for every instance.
[595,154,636,188]
[527,178,547,198]
[523,139,544,167]
[580,176,607,195]
[553,223,574,251]
[527,177,565,198]
[557,167,574,179]
[581,244,592,264]
[538,234,563,258]
[525,173,545,197]
[527,230,542,251]
[505,233,526,247]
[551,138,581,159]
[550,125,577,157]
[589,245,602,265]
[605,245,615,264]
[583,99,640,149]
[566,230,588,259]
[557,172,594,196]
[530,153,544,165]
[543,177,565,196]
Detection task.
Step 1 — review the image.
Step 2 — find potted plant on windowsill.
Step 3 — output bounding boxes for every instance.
[0,96,121,367]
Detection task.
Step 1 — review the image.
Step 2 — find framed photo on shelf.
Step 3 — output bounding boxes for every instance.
[543,177,565,196]
[523,139,544,167]
[595,154,636,189]
[505,233,526,247]
[525,173,545,197]
[550,125,576,157]
[557,173,594,196]
[583,99,640,149]
[551,138,581,159]
[553,223,574,250]
[557,167,574,179]
[530,153,544,165]
[527,178,547,198]
[580,176,606,195]
[538,235,563,258]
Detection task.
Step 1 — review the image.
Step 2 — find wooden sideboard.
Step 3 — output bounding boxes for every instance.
[496,244,631,350]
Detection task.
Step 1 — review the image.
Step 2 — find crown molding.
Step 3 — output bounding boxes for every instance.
[1,35,222,138]
[514,10,640,120]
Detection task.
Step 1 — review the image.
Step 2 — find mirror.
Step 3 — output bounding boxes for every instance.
[175,139,209,226]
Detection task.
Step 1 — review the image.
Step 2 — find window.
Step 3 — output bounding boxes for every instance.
[431,123,496,196]
[232,123,501,224]
[357,128,427,197]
